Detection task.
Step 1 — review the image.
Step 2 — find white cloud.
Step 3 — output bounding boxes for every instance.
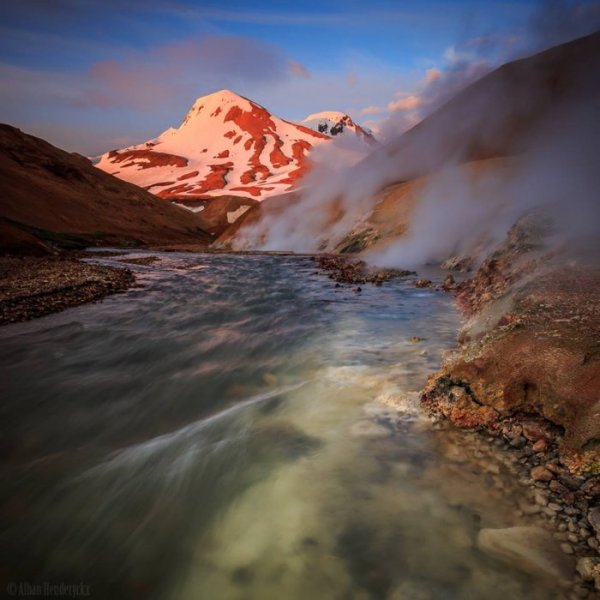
[360,105,383,115]
[387,94,422,112]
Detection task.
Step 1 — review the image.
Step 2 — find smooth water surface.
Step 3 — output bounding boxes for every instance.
[0,252,561,599]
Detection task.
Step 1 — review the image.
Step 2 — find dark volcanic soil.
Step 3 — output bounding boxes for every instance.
[0,257,134,325]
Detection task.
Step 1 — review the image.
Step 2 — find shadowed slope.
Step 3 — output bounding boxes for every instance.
[0,125,213,254]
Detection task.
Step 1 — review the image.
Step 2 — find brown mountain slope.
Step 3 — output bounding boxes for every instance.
[0,125,213,254]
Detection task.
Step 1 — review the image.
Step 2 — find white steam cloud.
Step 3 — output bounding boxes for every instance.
[233,15,600,268]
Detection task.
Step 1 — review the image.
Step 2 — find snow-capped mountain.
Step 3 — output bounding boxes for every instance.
[96,90,329,201]
[96,90,373,202]
[300,111,375,142]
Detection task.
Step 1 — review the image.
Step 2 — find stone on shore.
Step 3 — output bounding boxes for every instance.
[587,507,600,535]
[576,556,600,582]
[531,466,553,482]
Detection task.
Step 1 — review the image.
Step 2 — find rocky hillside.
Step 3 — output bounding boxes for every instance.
[0,125,212,255]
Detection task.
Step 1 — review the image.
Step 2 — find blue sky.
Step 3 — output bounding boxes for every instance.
[0,0,597,154]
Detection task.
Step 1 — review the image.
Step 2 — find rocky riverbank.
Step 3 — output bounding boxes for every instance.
[0,256,134,325]
[314,254,416,287]
[418,216,600,595]
[423,396,600,597]
[313,219,600,594]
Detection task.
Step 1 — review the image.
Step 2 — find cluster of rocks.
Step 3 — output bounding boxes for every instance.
[0,256,134,325]
[314,255,415,286]
[424,393,600,597]
[440,255,474,272]
[314,255,461,295]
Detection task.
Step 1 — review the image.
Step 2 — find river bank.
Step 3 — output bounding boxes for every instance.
[2,245,598,595]
[415,217,600,595]
[0,255,135,325]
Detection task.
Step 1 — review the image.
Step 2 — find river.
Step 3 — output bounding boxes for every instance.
[0,252,562,599]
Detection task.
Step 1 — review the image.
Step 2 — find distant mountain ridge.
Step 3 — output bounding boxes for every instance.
[300,111,375,141]
[96,90,372,205]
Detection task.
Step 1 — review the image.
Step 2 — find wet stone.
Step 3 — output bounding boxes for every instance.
[550,480,570,495]
[576,557,600,582]
[587,507,600,534]
[531,466,553,482]
[581,479,600,497]
[587,537,599,550]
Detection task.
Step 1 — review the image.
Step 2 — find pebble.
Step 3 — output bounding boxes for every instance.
[561,543,574,555]
[576,557,600,581]
[510,436,527,449]
[581,479,600,496]
[546,463,562,475]
[550,479,569,495]
[534,491,549,507]
[484,463,501,475]
[568,533,580,544]
[562,476,583,491]
[531,466,553,482]
[587,507,600,535]
[519,501,541,515]
[548,502,563,512]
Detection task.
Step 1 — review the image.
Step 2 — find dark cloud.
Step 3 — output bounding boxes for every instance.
[77,35,289,110]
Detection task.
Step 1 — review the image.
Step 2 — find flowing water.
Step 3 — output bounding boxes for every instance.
[0,252,564,599]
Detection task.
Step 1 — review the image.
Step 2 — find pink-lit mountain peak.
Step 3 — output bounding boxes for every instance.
[96,89,369,203]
